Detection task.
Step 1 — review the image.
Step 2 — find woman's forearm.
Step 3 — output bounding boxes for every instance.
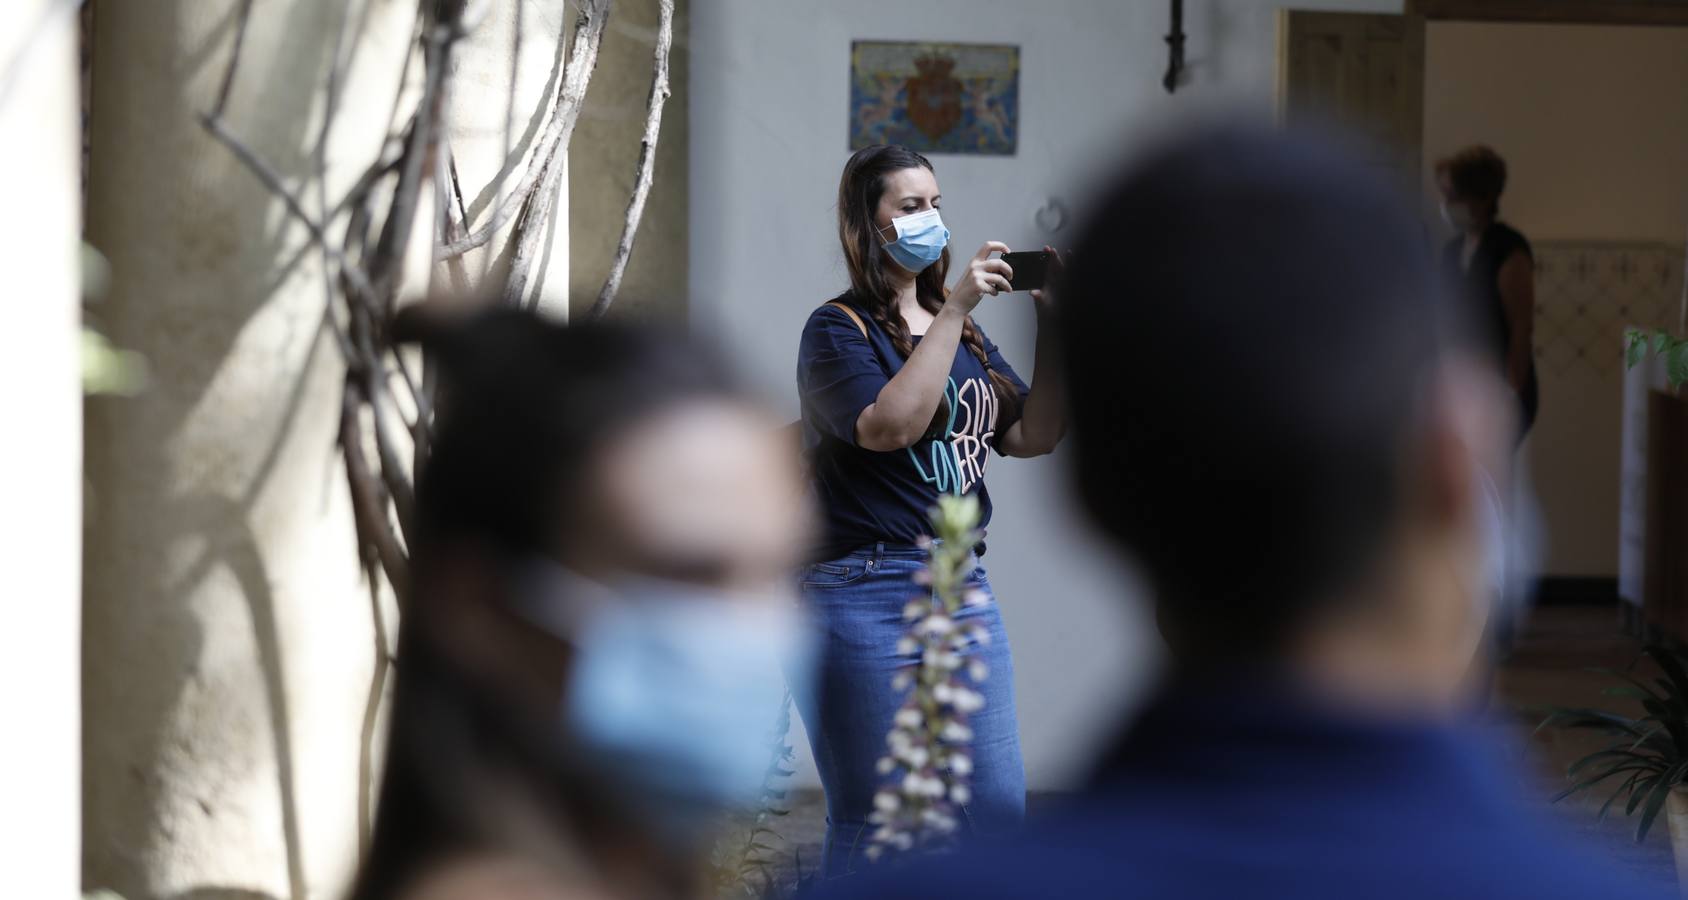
[854,306,968,450]
[1003,308,1065,457]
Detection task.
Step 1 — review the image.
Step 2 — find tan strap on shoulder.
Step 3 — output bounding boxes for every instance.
[825,300,870,339]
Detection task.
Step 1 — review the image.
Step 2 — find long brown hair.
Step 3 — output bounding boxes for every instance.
[836,144,1023,431]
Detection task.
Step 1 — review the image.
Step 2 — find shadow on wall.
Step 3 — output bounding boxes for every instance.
[81,2,366,899]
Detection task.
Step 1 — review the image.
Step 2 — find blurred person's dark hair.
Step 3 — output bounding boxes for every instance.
[1060,125,1472,666]
[1435,145,1508,217]
[348,306,746,900]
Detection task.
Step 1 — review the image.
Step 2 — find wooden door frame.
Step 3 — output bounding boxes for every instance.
[1405,0,1688,26]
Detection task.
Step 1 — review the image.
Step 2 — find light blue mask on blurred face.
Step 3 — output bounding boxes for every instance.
[882,208,949,273]
[519,565,810,842]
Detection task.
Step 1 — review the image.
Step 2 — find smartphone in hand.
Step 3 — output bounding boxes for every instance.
[1000,250,1052,292]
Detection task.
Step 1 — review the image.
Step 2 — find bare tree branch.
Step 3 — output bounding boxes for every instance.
[202,114,330,242]
[210,0,257,119]
[489,0,524,281]
[501,0,613,302]
[501,140,566,306]
[368,23,457,297]
[589,0,674,320]
[435,0,612,262]
[341,385,411,597]
[363,365,417,549]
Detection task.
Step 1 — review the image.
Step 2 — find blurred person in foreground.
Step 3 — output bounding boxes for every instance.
[346,307,811,900]
[811,126,1667,899]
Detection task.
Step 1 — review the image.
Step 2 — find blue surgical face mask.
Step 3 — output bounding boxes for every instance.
[517,565,811,843]
[882,208,949,273]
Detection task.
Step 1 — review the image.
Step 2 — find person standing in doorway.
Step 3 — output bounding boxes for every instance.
[793,144,1066,878]
[1438,145,1539,442]
[1437,146,1542,661]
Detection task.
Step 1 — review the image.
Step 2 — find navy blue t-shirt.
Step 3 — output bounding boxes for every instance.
[797,298,1030,561]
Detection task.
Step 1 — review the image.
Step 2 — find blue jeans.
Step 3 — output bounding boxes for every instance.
[793,542,1025,878]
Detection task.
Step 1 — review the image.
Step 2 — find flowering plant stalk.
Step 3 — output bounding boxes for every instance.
[866,494,992,863]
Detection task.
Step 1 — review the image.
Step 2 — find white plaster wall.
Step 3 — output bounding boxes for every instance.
[691,0,1401,790]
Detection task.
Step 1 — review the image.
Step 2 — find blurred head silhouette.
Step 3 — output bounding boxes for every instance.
[350,307,809,900]
[1060,125,1514,712]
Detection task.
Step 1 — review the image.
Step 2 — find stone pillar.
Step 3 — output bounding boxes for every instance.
[81,2,415,897]
[0,2,83,897]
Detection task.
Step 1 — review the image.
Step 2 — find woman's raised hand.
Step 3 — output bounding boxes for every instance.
[946,242,1013,314]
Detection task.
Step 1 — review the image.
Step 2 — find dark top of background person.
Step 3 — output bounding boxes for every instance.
[348,307,744,900]
[804,124,1668,899]
[1436,145,1538,434]
[798,302,1027,560]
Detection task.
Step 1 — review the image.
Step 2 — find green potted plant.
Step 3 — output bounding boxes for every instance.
[1539,644,1688,879]
[1626,328,1688,388]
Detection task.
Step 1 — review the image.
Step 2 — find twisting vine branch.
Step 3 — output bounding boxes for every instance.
[588,0,673,320]
[436,0,613,263]
[200,0,676,593]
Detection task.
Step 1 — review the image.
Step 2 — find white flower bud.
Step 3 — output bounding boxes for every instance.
[964,588,990,607]
[970,626,992,646]
[902,772,924,795]
[891,670,914,691]
[903,601,926,622]
[933,682,954,703]
[877,756,896,775]
[896,637,919,657]
[894,708,921,729]
[950,753,973,776]
[954,688,985,713]
[912,569,932,587]
[874,791,901,813]
[941,722,974,742]
[893,833,914,851]
[920,615,955,635]
[951,784,972,806]
[969,659,989,682]
[907,746,930,769]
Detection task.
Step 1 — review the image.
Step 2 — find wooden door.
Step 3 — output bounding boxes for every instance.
[1278,11,1426,200]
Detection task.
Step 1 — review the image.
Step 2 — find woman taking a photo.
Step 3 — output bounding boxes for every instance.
[795,143,1066,877]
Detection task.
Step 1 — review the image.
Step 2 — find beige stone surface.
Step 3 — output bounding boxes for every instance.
[80,2,414,897]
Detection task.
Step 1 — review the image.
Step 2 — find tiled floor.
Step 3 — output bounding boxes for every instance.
[760,605,1679,892]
